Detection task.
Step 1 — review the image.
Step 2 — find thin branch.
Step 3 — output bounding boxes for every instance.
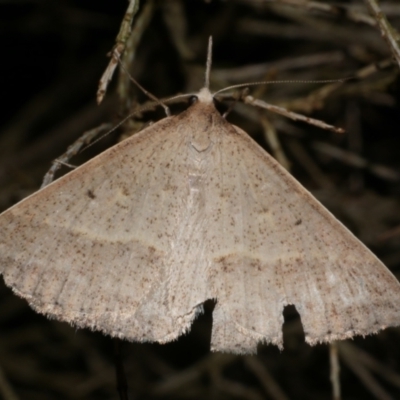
[0,364,19,400]
[118,0,155,109]
[330,343,341,400]
[244,356,289,400]
[338,342,397,400]
[241,0,376,26]
[243,95,344,133]
[41,123,112,188]
[161,0,195,60]
[312,141,400,182]
[97,0,141,104]
[260,115,291,171]
[364,0,400,68]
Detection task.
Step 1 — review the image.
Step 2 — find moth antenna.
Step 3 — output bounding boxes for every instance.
[119,59,171,117]
[214,78,351,97]
[205,36,213,90]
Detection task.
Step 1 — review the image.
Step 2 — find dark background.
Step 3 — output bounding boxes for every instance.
[1,0,400,399]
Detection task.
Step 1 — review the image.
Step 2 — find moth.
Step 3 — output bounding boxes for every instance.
[0,42,399,355]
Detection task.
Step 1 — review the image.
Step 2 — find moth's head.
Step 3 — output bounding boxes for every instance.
[195,87,214,105]
[166,38,216,110]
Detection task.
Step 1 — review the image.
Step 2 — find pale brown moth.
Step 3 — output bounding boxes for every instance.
[0,40,399,355]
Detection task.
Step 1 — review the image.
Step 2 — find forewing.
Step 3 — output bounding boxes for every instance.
[207,123,400,354]
[0,110,211,342]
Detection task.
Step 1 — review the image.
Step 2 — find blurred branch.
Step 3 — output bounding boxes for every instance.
[244,95,344,133]
[312,141,400,182]
[97,0,141,103]
[0,364,19,400]
[241,0,376,25]
[244,357,289,400]
[364,0,400,68]
[330,343,341,400]
[118,0,155,110]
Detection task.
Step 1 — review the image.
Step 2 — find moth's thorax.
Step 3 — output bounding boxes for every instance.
[196,87,214,104]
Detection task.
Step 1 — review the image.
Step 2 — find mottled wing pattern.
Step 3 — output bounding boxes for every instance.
[0,104,218,343]
[1,99,399,354]
[205,120,400,353]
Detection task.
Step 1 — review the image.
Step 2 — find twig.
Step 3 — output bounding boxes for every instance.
[355,58,393,80]
[41,123,112,188]
[244,95,344,133]
[0,57,108,156]
[364,0,400,68]
[260,115,291,170]
[329,343,341,400]
[161,0,195,60]
[238,17,383,54]
[118,0,155,110]
[244,356,289,400]
[151,353,236,396]
[312,141,400,182]
[338,341,398,400]
[241,0,376,26]
[97,0,141,104]
[286,139,334,189]
[214,375,264,400]
[282,81,344,114]
[378,225,400,242]
[0,95,116,189]
[0,364,19,400]
[339,341,400,389]
[212,51,345,83]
